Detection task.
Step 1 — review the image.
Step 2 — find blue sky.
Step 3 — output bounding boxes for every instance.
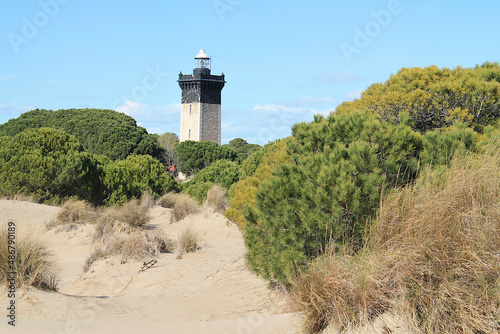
[1,1,499,145]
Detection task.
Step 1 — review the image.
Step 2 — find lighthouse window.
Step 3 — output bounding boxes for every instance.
[189,104,192,115]
[189,129,191,139]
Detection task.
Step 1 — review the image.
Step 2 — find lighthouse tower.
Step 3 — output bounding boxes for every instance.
[178,49,225,145]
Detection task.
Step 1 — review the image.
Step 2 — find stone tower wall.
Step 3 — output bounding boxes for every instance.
[179,102,201,142]
[200,103,221,145]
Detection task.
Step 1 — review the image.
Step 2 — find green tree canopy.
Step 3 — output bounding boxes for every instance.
[243,110,423,284]
[337,62,500,133]
[223,138,262,161]
[174,140,239,175]
[0,108,163,161]
[102,154,179,205]
[0,128,102,204]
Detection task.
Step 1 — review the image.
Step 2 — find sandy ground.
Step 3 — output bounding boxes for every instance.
[0,200,300,334]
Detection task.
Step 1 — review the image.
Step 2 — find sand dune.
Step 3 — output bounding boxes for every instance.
[0,200,299,334]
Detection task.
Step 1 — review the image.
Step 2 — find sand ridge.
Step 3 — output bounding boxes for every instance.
[0,199,299,333]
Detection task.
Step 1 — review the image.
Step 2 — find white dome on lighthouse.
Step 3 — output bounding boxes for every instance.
[195,49,209,59]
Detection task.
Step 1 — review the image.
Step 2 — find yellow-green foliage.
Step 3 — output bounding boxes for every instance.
[337,63,500,132]
[225,140,290,228]
[292,149,500,333]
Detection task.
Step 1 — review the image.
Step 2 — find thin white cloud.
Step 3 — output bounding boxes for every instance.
[115,100,181,134]
[312,71,362,86]
[116,100,181,121]
[0,103,34,124]
[252,104,304,115]
[343,89,363,101]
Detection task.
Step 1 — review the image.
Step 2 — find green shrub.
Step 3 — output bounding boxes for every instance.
[102,154,179,205]
[420,122,480,166]
[244,110,423,285]
[189,159,242,190]
[183,181,213,204]
[292,149,500,333]
[226,140,289,228]
[174,140,239,175]
[0,128,103,204]
[336,62,500,132]
[0,108,163,161]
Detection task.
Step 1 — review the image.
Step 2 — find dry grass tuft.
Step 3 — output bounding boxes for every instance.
[206,184,227,213]
[86,228,174,270]
[0,225,59,290]
[49,199,97,230]
[292,150,500,333]
[172,194,200,221]
[177,225,201,255]
[140,191,156,209]
[157,192,180,209]
[92,208,117,243]
[118,199,150,228]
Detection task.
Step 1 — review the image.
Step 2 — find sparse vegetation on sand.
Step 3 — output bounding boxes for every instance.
[291,150,500,333]
[118,199,151,228]
[157,192,181,209]
[206,184,227,213]
[0,225,59,290]
[46,199,98,231]
[172,194,200,221]
[177,225,201,255]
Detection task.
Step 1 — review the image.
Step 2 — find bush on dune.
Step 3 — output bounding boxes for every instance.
[244,110,422,285]
[292,149,500,333]
[226,139,290,228]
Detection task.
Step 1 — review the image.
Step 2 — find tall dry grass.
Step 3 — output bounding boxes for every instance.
[118,199,150,228]
[47,199,97,231]
[177,225,201,255]
[291,150,500,333]
[140,191,156,209]
[206,184,227,213]
[0,225,59,290]
[157,192,180,209]
[172,194,200,221]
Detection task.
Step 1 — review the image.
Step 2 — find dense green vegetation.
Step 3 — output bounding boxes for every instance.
[0,108,163,161]
[182,159,242,203]
[223,63,500,288]
[223,138,261,161]
[242,111,423,284]
[102,155,179,205]
[337,62,500,133]
[0,127,177,205]
[0,128,102,204]
[174,140,238,175]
